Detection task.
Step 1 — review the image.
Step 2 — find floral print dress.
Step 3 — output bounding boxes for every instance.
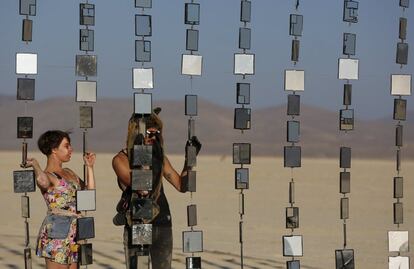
[36,173,80,264]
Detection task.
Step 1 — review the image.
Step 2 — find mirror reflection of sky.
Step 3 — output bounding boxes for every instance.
[0,0,413,119]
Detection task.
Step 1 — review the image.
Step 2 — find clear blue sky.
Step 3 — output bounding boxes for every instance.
[0,0,413,119]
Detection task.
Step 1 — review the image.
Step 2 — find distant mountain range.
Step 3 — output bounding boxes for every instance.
[1,95,413,158]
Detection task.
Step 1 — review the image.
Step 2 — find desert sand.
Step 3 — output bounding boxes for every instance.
[0,151,413,269]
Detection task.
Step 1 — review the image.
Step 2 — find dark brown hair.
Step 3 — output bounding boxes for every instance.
[38,130,71,156]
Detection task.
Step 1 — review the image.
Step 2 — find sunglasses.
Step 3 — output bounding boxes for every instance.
[146,129,160,138]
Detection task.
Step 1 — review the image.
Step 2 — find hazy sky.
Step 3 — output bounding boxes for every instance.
[0,0,413,119]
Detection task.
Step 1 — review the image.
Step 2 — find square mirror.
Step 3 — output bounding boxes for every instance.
[400,18,407,40]
[341,197,349,219]
[287,260,300,269]
[393,98,407,121]
[132,224,152,245]
[21,195,30,218]
[234,108,251,130]
[79,106,93,129]
[284,146,301,168]
[235,168,249,189]
[340,172,351,194]
[131,169,153,191]
[185,3,200,25]
[285,70,305,91]
[183,230,203,253]
[20,0,36,16]
[396,125,403,147]
[182,54,203,76]
[394,177,403,198]
[185,95,198,116]
[343,33,356,55]
[80,29,94,52]
[343,0,358,23]
[131,197,153,221]
[13,170,35,193]
[135,40,151,62]
[340,147,351,168]
[131,145,152,167]
[291,39,300,62]
[135,15,152,36]
[77,217,95,240]
[394,202,403,224]
[239,27,251,50]
[135,0,152,8]
[186,256,201,269]
[389,256,410,269]
[388,231,409,252]
[338,58,359,80]
[240,1,251,22]
[17,117,33,139]
[133,68,153,89]
[187,204,197,227]
[391,75,411,96]
[233,143,251,164]
[283,235,303,257]
[76,189,96,211]
[79,3,95,26]
[16,53,37,75]
[134,93,152,115]
[186,29,199,51]
[79,243,93,265]
[287,121,300,143]
[396,42,408,65]
[234,53,255,75]
[17,78,35,100]
[76,80,97,102]
[76,55,97,77]
[286,207,299,229]
[340,109,354,131]
[237,83,250,104]
[400,0,409,8]
[22,19,33,42]
[343,84,352,105]
[289,14,303,37]
[335,249,355,269]
[288,94,300,116]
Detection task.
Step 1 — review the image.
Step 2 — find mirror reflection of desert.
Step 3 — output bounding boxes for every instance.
[1,151,413,269]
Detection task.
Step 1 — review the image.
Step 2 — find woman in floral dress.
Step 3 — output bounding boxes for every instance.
[26,130,96,269]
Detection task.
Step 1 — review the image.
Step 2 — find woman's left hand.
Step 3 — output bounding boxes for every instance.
[83,152,96,167]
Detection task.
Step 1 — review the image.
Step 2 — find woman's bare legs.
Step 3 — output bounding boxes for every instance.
[45,259,78,269]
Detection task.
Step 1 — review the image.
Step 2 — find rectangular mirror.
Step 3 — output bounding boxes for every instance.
[289,14,303,37]
[186,145,197,167]
[394,177,403,198]
[135,0,152,8]
[187,204,197,227]
[234,53,255,75]
[234,108,251,130]
[13,170,35,193]
[289,182,295,204]
[76,189,96,211]
[340,109,354,131]
[393,98,407,121]
[287,121,300,143]
[233,143,251,164]
[185,3,200,25]
[79,243,93,265]
[79,106,93,129]
[287,260,300,269]
[391,74,412,96]
[135,40,151,62]
[22,19,33,42]
[135,15,152,36]
[76,55,97,77]
[186,170,196,192]
[396,42,408,65]
[133,68,153,89]
[183,231,203,252]
[16,53,37,75]
[286,207,299,229]
[388,230,409,252]
[239,193,245,215]
[188,119,195,139]
[131,145,152,167]
[237,83,250,104]
[239,27,251,50]
[76,80,97,102]
[389,256,409,269]
[21,195,30,218]
[235,168,249,189]
[80,29,94,52]
[132,224,152,245]
[284,146,301,168]
[394,202,403,224]
[397,150,401,171]
[343,33,356,55]
[283,235,303,257]
[17,78,35,100]
[240,1,251,22]
[131,197,153,221]
[288,94,300,116]
[186,256,201,269]
[134,93,152,115]
[341,197,349,219]
[400,0,409,8]
[396,125,403,147]
[131,169,153,191]
[182,54,203,76]
[24,248,32,269]
[343,0,358,23]
[399,17,407,40]
[340,147,351,168]
[338,58,359,80]
[291,39,300,62]
[17,117,33,139]
[79,3,95,26]
[186,29,199,51]
[340,172,351,194]
[343,84,352,105]
[77,217,95,240]
[20,0,36,16]
[335,249,354,269]
[185,95,198,116]
[285,69,305,91]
